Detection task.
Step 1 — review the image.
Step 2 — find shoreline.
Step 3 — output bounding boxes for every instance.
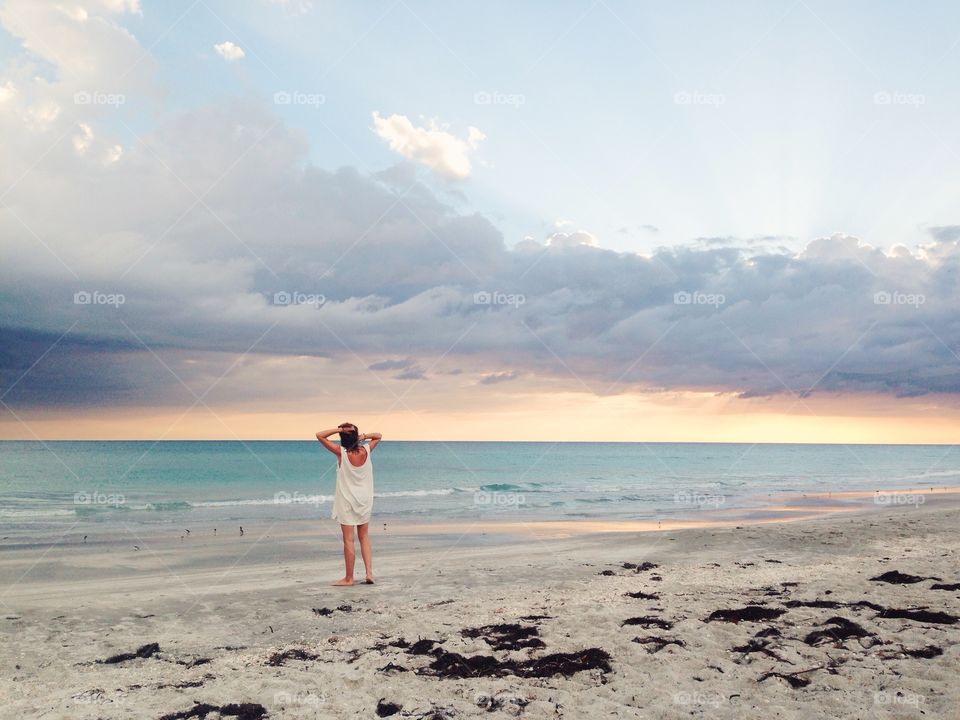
[2,485,958,551]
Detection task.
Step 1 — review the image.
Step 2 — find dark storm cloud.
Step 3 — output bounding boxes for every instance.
[3,99,960,409]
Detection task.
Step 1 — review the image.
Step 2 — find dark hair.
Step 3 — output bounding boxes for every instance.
[338,423,360,451]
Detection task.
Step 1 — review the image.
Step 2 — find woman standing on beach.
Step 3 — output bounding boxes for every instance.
[315,424,382,586]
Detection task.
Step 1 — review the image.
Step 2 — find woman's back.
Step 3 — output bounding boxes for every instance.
[333,446,374,525]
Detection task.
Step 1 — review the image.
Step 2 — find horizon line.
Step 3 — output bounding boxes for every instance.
[1,438,957,447]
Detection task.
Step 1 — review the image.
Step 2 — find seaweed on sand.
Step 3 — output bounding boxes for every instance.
[705,607,786,623]
[875,608,958,624]
[461,623,545,651]
[803,617,874,646]
[158,703,267,720]
[869,570,940,585]
[376,699,402,717]
[419,647,612,680]
[622,616,673,630]
[632,636,685,653]
[100,642,161,664]
[265,647,319,666]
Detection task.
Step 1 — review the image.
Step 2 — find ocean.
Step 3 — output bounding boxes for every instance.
[0,441,956,540]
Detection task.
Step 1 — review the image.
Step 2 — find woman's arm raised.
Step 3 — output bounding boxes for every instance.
[315,428,342,456]
[361,432,382,452]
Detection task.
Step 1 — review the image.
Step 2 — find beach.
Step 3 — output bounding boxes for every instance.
[1,492,958,719]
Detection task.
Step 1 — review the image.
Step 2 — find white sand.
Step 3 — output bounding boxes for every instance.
[1,495,959,719]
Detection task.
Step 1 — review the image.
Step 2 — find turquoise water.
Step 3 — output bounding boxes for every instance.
[0,441,956,537]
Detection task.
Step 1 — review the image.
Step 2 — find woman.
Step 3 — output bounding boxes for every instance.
[315,423,382,586]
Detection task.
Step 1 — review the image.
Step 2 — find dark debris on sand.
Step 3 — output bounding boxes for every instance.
[461,623,545,651]
[879,644,944,660]
[100,642,161,664]
[419,647,612,680]
[312,604,354,616]
[407,638,444,655]
[705,607,786,623]
[757,668,817,689]
[623,562,659,572]
[158,702,267,720]
[930,582,960,591]
[415,706,456,720]
[372,637,411,651]
[875,608,958,624]
[378,661,409,674]
[869,570,941,585]
[376,699,402,717]
[265,648,319,666]
[632,635,685,653]
[622,616,673,630]
[754,627,782,638]
[803,617,875,646]
[731,638,790,662]
[624,591,660,600]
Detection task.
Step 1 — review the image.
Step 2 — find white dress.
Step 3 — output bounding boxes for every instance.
[332,445,374,525]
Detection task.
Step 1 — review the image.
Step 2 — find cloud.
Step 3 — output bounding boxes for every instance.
[0,80,16,103]
[3,11,960,413]
[72,122,94,153]
[547,230,598,248]
[929,225,960,243]
[214,41,245,62]
[5,90,960,408]
[0,0,158,104]
[371,112,484,180]
[368,358,415,371]
[479,371,520,385]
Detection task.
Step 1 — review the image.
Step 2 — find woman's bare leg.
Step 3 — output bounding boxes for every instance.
[357,523,374,583]
[333,524,355,586]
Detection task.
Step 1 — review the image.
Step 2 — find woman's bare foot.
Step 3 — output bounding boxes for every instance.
[332,577,354,586]
[364,576,375,585]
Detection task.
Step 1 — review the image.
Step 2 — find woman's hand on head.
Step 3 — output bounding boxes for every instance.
[315,428,342,456]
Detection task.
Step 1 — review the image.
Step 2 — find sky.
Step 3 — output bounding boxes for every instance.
[2,0,960,442]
